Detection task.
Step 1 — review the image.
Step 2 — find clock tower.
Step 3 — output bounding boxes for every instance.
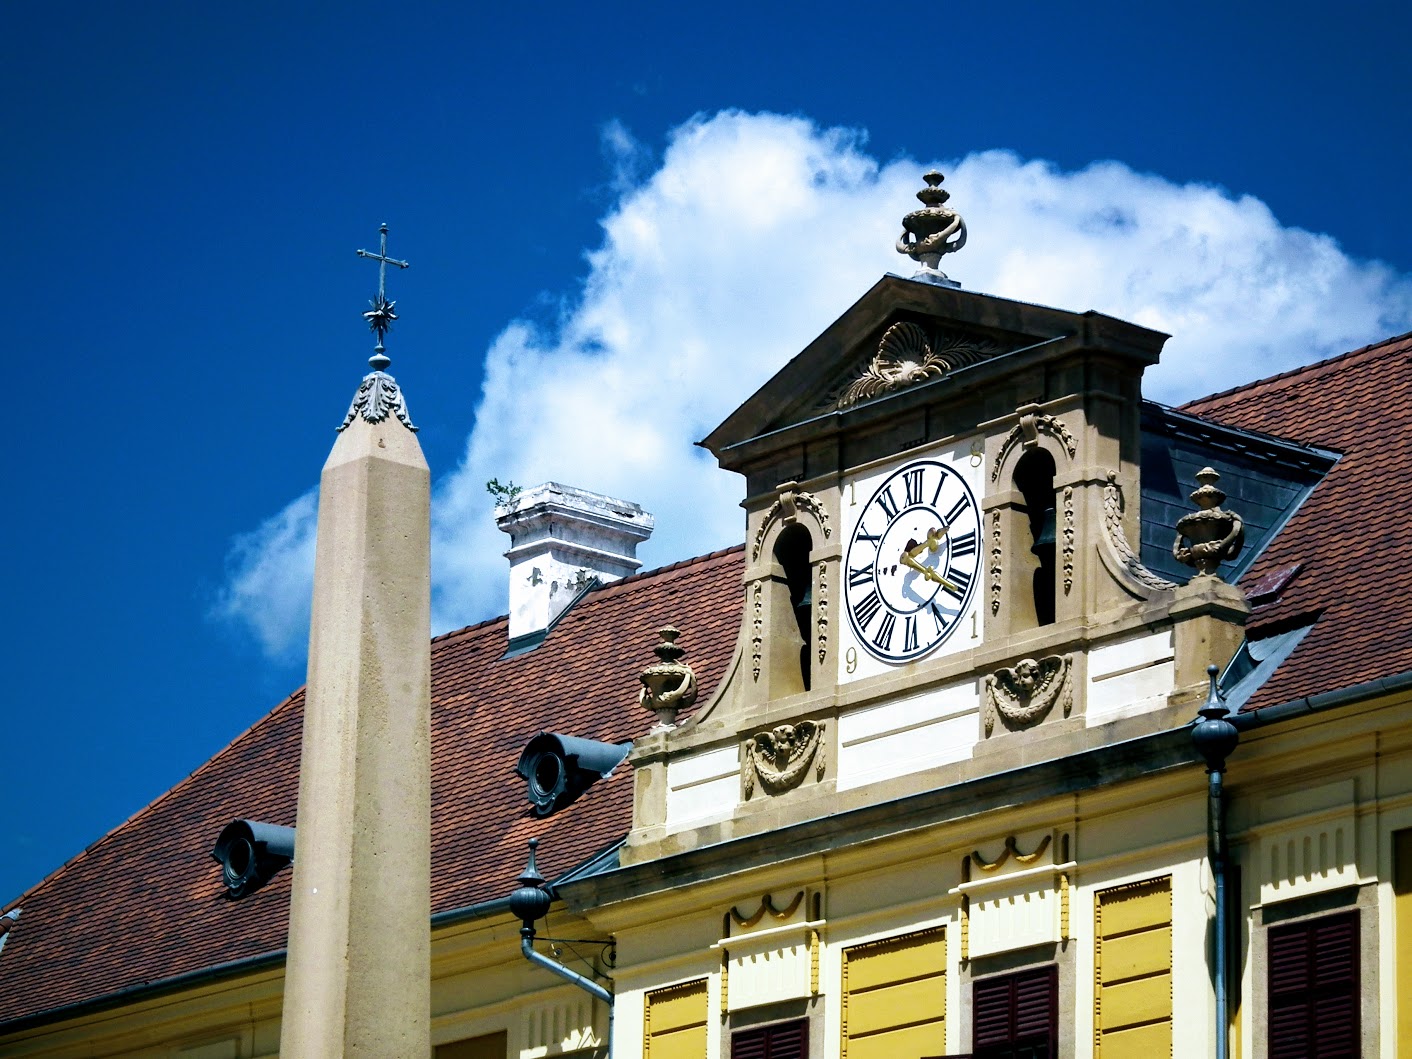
[621,171,1247,863]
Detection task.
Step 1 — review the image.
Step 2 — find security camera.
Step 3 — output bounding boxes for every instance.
[515,733,632,817]
[211,820,295,898]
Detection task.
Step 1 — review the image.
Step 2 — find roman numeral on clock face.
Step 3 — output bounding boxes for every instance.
[848,563,874,588]
[852,589,883,629]
[903,467,925,506]
[949,530,977,557]
[873,612,897,651]
[943,496,970,529]
[875,485,899,521]
[939,564,974,602]
[903,616,919,653]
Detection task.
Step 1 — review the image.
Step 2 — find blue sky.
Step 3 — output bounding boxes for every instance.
[5,1,1411,904]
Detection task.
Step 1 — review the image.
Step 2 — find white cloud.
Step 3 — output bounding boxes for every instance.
[217,109,1412,656]
[211,489,318,661]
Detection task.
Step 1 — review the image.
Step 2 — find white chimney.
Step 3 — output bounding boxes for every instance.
[496,482,655,645]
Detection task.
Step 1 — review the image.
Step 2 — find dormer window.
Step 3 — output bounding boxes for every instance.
[1014,449,1057,627]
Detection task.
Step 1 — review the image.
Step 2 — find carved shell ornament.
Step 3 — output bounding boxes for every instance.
[743,720,826,798]
[838,323,1000,409]
[983,655,1071,735]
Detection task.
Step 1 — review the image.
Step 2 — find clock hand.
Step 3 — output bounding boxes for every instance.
[899,528,960,592]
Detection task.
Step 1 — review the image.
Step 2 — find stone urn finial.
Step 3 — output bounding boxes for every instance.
[1173,468,1245,578]
[639,626,698,730]
[896,169,967,287]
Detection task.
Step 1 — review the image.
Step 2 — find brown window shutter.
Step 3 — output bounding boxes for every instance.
[1269,910,1359,1059]
[972,965,1057,1058]
[731,1018,808,1059]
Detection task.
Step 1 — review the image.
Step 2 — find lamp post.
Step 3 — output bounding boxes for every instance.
[509,840,614,1057]
[1192,664,1240,1059]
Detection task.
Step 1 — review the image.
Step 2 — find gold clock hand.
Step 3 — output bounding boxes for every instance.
[899,529,960,592]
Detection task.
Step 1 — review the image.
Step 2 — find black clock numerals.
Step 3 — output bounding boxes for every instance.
[852,589,883,629]
[938,563,974,602]
[942,495,970,529]
[903,467,925,506]
[875,484,900,521]
[848,563,874,588]
[903,616,920,653]
[949,529,977,557]
[873,612,897,651]
[929,602,956,635]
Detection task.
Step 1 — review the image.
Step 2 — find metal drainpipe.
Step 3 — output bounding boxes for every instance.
[509,839,614,1058]
[520,927,614,1059]
[1193,665,1239,1059]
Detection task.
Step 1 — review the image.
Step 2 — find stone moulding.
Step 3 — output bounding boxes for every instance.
[729,890,804,929]
[1061,485,1075,595]
[750,582,763,682]
[1099,471,1177,595]
[983,655,1072,736]
[815,561,828,665]
[751,483,831,560]
[743,720,826,798]
[338,370,418,433]
[989,510,1003,616]
[990,409,1076,482]
[971,833,1053,872]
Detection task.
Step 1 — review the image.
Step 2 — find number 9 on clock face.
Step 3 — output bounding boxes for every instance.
[844,459,981,663]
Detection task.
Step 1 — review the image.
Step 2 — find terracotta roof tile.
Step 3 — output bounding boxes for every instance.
[1181,332,1412,709]
[0,546,745,1026]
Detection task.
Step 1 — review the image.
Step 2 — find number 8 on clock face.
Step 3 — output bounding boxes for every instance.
[844,459,981,663]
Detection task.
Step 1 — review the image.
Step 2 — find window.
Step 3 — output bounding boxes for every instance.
[644,978,709,1059]
[972,965,1057,1059]
[1093,876,1172,1056]
[1268,910,1359,1058]
[435,1030,507,1059]
[732,1017,808,1059]
[841,926,946,1058]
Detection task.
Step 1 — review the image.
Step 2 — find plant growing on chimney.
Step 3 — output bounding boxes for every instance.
[486,478,522,506]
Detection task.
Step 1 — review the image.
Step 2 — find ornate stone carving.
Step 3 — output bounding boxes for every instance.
[971,834,1053,872]
[1173,467,1245,578]
[751,582,762,682]
[639,627,697,730]
[743,720,826,798]
[838,322,999,409]
[991,408,1076,482]
[983,655,1071,736]
[1061,485,1075,595]
[989,510,1003,616]
[751,482,831,560]
[337,370,418,433]
[729,890,804,928]
[815,562,828,665]
[896,170,967,284]
[1102,472,1177,591]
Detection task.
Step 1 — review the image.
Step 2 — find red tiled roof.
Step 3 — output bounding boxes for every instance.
[1181,331,1412,710]
[0,546,746,1026]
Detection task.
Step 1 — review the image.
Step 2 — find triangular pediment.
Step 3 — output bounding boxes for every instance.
[701,274,1167,465]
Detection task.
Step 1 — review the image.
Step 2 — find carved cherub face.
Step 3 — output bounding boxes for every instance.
[1014,658,1040,690]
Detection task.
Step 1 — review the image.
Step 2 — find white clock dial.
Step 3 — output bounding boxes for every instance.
[844,458,981,663]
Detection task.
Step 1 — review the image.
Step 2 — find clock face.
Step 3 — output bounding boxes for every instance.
[844,457,981,663]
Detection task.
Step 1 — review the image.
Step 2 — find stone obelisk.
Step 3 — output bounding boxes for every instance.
[280,225,431,1058]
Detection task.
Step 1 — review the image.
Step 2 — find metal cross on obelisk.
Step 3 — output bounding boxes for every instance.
[356,223,410,370]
